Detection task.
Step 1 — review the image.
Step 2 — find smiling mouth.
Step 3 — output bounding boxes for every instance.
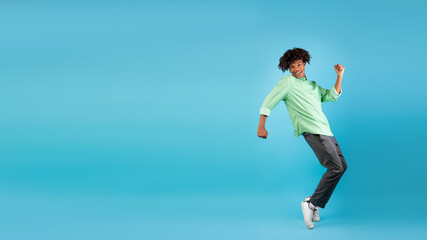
[295,70,303,75]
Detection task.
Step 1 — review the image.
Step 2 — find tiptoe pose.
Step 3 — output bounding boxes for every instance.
[257,48,347,230]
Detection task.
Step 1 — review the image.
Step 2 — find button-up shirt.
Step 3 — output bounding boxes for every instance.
[259,75,342,137]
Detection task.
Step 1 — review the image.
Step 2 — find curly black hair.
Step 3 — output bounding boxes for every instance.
[278,48,311,72]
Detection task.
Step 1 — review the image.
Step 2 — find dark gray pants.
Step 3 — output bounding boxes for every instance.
[303,132,347,208]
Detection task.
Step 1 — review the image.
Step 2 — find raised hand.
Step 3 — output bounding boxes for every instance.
[334,64,345,77]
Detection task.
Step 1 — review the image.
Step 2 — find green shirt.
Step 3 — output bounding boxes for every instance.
[259,75,342,137]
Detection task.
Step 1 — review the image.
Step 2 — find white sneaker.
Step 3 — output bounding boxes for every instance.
[301,201,314,229]
[305,197,320,222]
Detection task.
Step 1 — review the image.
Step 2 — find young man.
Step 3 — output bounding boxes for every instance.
[257,48,347,230]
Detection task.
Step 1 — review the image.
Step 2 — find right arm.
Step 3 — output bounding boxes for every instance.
[257,114,268,139]
[257,77,292,139]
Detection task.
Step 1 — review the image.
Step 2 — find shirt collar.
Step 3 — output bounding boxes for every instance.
[296,75,308,81]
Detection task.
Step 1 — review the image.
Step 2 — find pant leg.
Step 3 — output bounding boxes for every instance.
[332,136,347,175]
[303,132,347,208]
[312,135,347,207]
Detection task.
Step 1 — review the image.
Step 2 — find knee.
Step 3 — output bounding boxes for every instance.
[342,162,347,173]
[330,165,346,175]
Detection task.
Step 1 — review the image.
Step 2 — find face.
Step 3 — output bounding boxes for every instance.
[289,59,306,78]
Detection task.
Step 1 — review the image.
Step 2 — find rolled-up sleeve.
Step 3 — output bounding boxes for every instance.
[259,78,293,116]
[320,86,342,102]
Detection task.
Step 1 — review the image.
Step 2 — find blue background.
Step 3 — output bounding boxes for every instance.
[1,1,426,239]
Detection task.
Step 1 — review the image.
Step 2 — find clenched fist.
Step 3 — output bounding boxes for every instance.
[334,64,345,77]
[257,127,268,139]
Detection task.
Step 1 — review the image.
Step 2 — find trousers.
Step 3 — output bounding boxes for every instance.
[303,132,347,208]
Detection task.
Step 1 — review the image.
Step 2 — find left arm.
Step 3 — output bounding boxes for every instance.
[334,64,345,94]
[320,64,345,102]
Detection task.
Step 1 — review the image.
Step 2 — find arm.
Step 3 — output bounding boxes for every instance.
[334,64,344,94]
[257,115,268,139]
[334,75,342,94]
[257,77,292,139]
[320,64,345,102]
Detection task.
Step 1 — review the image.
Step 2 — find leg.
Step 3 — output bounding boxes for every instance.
[303,132,347,208]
